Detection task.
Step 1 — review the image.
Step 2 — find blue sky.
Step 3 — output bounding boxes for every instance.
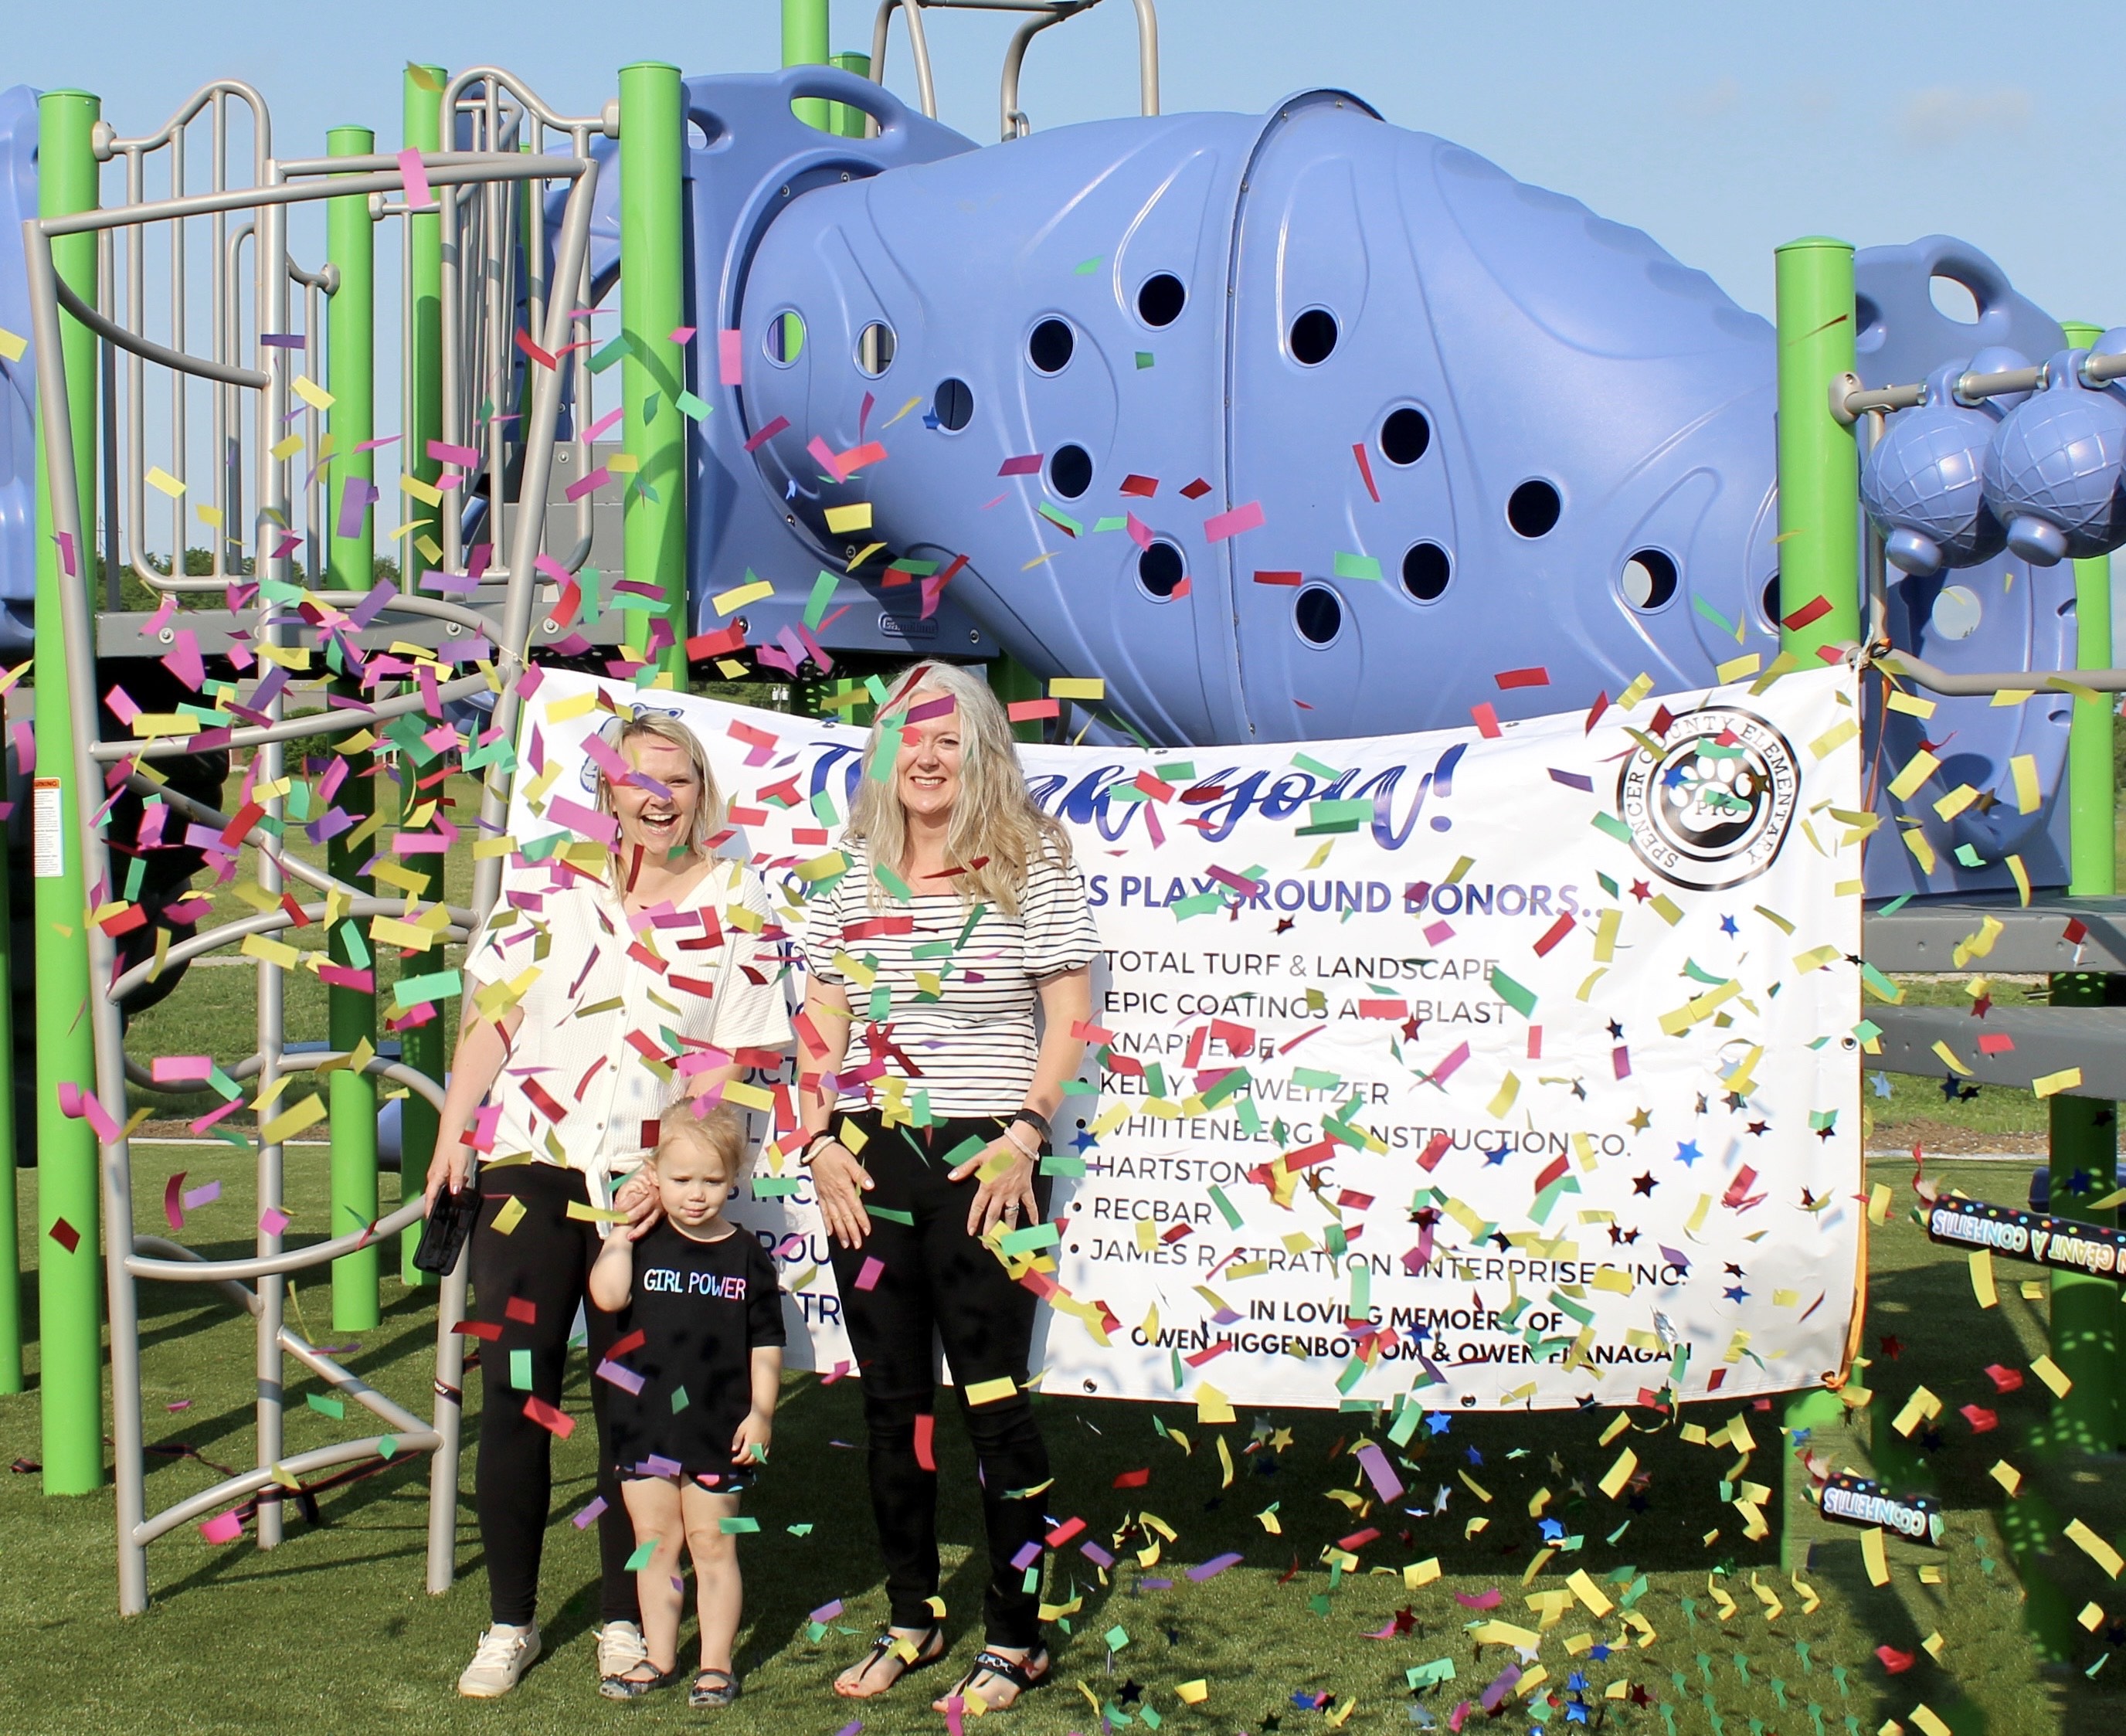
[11,0,2124,323]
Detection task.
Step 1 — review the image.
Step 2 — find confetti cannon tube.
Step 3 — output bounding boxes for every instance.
[31,87,105,1497]
[325,125,381,1333]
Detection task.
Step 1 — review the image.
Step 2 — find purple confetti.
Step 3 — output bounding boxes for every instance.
[1187,1553,1243,1582]
[1355,1442,1404,1504]
[1081,1541,1116,1568]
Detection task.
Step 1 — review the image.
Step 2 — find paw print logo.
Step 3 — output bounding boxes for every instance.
[1662,742,1759,844]
[1615,708,1798,892]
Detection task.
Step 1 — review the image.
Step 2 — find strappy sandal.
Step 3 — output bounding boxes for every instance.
[834,1624,946,1698]
[599,1659,682,1700]
[689,1668,741,1708]
[936,1644,1052,1713]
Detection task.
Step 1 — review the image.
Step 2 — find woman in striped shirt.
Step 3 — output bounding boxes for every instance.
[800,661,1097,1713]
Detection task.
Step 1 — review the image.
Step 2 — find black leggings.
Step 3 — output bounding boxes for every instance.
[468,1163,639,1629]
[826,1113,1053,1648]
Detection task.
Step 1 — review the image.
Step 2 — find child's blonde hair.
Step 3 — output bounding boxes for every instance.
[651,1101,751,1179]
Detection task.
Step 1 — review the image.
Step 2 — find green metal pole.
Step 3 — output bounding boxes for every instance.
[32,89,104,1495]
[2046,325,2118,1451]
[325,127,381,1330]
[0,786,19,1394]
[783,0,831,131]
[620,63,688,685]
[399,65,446,1288]
[1774,238,1860,661]
[1771,236,1863,1554]
[827,51,872,139]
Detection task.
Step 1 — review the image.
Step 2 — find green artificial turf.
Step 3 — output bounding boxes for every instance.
[5,1156,2126,1733]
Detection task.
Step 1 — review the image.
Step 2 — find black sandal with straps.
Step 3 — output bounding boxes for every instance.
[941,1644,1052,1711]
[689,1667,742,1708]
[834,1624,946,1698]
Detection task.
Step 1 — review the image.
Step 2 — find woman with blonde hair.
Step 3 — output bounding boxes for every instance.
[424,708,792,1699]
[796,661,1097,1712]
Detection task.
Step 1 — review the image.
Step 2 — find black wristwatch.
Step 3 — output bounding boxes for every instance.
[1010,1108,1053,1153]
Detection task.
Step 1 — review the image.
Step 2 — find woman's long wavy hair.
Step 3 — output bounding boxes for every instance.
[593,711,726,875]
[847,661,1069,914]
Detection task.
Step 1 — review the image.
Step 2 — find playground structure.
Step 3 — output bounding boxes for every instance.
[0,0,2123,1629]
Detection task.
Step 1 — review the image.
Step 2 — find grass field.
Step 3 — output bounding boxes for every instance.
[5,1155,2126,1734]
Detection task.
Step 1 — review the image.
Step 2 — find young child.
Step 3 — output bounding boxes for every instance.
[589,1102,786,1707]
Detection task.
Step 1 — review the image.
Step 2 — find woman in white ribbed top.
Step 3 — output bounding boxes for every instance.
[424,712,791,1700]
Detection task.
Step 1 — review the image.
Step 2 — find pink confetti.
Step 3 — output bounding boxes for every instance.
[1202,500,1265,541]
[396,148,434,210]
[718,328,743,386]
[260,1207,290,1237]
[854,1255,885,1292]
[199,1510,244,1545]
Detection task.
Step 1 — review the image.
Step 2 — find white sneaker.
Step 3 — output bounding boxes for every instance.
[596,1619,649,1685]
[457,1622,541,1697]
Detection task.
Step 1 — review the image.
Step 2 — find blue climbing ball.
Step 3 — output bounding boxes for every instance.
[1861,400,2003,574]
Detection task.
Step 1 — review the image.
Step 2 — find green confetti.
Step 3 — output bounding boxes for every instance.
[1332,551,1383,582]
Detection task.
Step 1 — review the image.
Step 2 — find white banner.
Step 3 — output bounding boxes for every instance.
[508,667,1862,1414]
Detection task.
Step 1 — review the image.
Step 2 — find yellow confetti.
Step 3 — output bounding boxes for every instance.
[824,501,874,534]
[1862,1524,1890,1586]
[1888,749,1940,801]
[2067,1519,2123,1578]
[1050,677,1105,701]
[2033,1067,2084,1099]
[1891,1386,1941,1438]
[291,374,335,410]
[2032,1356,2073,1398]
[1404,1558,1441,1588]
[1566,1568,1613,1617]
[260,1093,327,1147]
[1969,1248,1998,1309]
[713,577,773,615]
[145,465,185,498]
[1194,1383,1235,1425]
[1716,652,1761,683]
[2011,753,2041,813]
[1598,1446,1638,1500]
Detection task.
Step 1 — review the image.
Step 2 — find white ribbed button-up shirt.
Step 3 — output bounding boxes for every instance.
[464,853,794,1202]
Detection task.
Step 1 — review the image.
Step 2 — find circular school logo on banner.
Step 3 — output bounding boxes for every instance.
[1615,705,1799,892]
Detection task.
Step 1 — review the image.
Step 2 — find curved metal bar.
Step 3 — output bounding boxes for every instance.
[107,79,273,166]
[1000,9,1078,140]
[132,1429,443,1547]
[440,68,613,142]
[55,273,269,389]
[108,899,473,1003]
[1876,648,2126,697]
[131,1235,257,1314]
[127,1188,430,1284]
[871,0,940,121]
[93,668,494,761]
[36,156,586,241]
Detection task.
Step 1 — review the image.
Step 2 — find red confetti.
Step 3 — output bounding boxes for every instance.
[47,1218,80,1255]
[914,1412,937,1472]
[1493,667,1550,690]
[1470,702,1502,739]
[523,1395,574,1439]
[1781,594,1832,631]
[1179,477,1212,500]
[504,1296,538,1324]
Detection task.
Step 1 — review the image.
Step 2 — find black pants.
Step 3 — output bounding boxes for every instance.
[826,1113,1053,1648]
[468,1163,639,1629]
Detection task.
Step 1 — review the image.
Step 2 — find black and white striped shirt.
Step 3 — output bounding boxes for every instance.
[801,840,1099,1117]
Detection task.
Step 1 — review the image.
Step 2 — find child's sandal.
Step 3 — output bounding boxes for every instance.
[689,1668,742,1707]
[599,1660,682,1700]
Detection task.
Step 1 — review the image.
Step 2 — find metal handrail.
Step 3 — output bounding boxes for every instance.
[1833,350,2126,424]
[868,0,1159,138]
